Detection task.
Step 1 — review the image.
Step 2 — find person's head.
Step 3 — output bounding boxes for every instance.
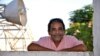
[48,18,65,42]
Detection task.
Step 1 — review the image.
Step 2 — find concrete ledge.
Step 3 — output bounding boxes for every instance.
[0,51,93,56]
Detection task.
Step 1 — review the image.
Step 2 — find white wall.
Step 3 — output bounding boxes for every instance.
[93,0,100,56]
[0,52,93,56]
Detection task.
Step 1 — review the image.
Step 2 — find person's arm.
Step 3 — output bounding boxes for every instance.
[61,44,87,52]
[27,43,53,51]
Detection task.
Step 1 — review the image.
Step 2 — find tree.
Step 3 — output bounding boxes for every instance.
[69,5,93,23]
[66,5,93,51]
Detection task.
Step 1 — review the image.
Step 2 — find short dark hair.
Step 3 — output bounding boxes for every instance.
[48,18,65,32]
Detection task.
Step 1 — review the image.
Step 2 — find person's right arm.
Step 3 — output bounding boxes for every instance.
[27,43,53,51]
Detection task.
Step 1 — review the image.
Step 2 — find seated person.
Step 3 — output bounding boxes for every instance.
[27,18,87,51]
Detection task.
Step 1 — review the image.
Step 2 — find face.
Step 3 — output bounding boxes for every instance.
[49,22,65,42]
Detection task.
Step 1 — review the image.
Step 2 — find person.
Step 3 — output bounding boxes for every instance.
[27,18,87,51]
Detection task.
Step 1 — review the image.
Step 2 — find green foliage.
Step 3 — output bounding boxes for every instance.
[66,23,93,51]
[66,4,93,51]
[69,5,93,23]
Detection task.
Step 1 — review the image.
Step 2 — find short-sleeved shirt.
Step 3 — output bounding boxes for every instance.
[33,35,83,51]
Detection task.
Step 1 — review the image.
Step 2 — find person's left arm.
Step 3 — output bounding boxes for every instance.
[61,44,87,52]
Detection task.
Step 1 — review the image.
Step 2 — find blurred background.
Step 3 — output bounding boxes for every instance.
[0,0,93,51]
